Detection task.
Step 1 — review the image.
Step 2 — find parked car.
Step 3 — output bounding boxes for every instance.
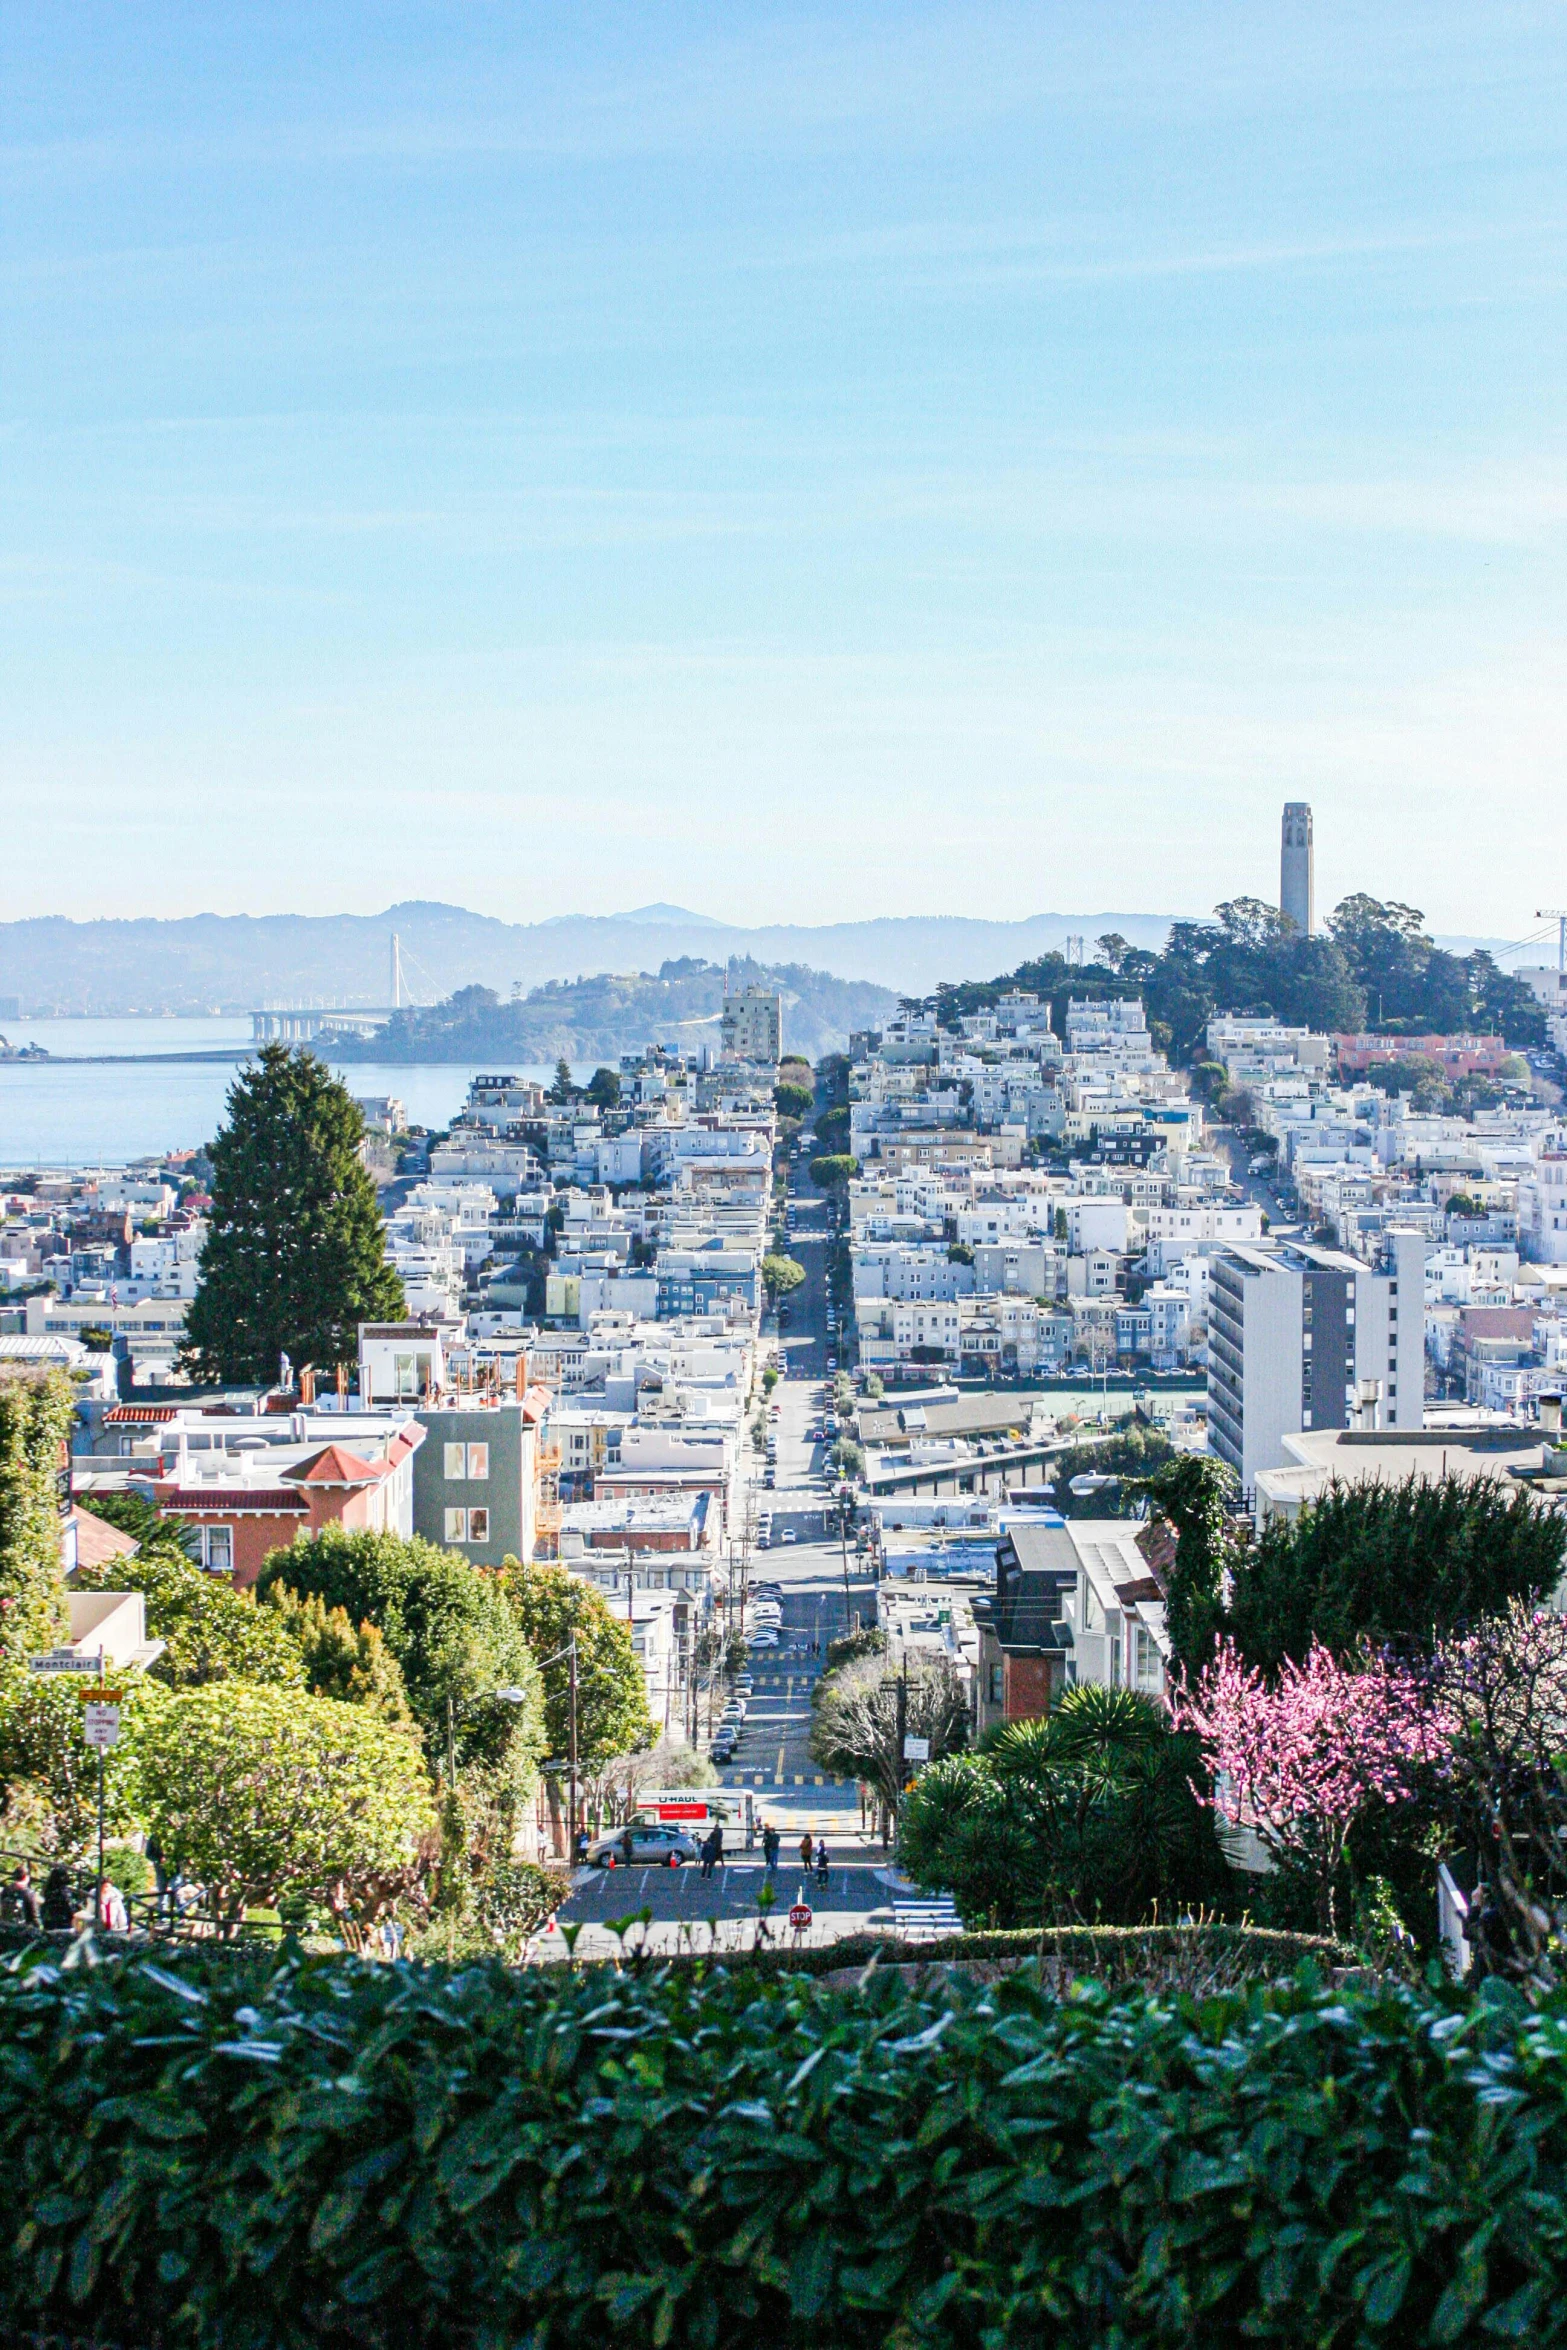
[585,1823,700,1867]
[780,1529,799,1545]
[747,1631,780,1650]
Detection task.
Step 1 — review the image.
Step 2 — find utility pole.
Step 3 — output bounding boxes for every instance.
[95,1647,106,1913]
[568,1635,579,1860]
[894,1651,908,1846]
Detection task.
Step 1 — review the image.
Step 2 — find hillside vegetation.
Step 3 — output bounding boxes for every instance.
[331,956,897,1063]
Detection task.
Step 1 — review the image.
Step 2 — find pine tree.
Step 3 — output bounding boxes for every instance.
[182,1044,404,1385]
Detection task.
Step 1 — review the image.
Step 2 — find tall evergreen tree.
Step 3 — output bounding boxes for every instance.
[182,1044,404,1384]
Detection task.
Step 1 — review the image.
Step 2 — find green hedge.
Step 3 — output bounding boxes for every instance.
[3,1941,1565,2347]
[646,1922,1352,1984]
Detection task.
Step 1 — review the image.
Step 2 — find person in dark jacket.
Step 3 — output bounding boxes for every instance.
[762,1823,780,1871]
[41,1866,74,1930]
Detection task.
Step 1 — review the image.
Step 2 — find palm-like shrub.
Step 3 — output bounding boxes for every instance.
[899,1684,1221,1927]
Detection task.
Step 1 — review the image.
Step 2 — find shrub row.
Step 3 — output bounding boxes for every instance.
[2,1939,1564,2348]
[643,1921,1352,1985]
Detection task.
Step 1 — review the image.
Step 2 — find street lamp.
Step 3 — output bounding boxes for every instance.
[445,1684,535,1782]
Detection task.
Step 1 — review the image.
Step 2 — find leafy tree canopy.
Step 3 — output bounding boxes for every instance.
[182,1043,404,1384]
[0,1672,149,1861]
[0,1372,73,1671]
[761,1254,806,1298]
[1227,1474,1567,1672]
[812,1103,851,1154]
[1048,1424,1173,1519]
[261,1584,413,1721]
[918,893,1546,1064]
[254,1529,543,1774]
[809,1651,968,1814]
[498,1561,653,1774]
[774,1081,814,1120]
[809,1153,859,1190]
[1142,1454,1237,1676]
[135,1682,435,1929]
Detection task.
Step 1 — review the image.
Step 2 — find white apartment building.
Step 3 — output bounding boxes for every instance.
[1519,1150,1567,1265]
[1143,1203,1265,1276]
[1205,1016,1331,1079]
[719,986,782,1065]
[1207,1234,1426,1490]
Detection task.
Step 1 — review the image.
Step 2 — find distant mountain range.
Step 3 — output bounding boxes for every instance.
[0,902,1194,1016]
[0,901,1521,1020]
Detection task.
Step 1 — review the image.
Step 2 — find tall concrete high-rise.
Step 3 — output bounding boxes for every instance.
[1280,801,1314,935]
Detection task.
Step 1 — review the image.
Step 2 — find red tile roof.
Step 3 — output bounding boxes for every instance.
[69,1507,140,1571]
[285,1442,386,1488]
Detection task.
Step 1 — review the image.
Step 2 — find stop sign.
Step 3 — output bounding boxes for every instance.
[789,1903,813,1932]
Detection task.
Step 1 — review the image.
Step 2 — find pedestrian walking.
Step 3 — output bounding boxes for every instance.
[7,1864,41,1929]
[619,1826,635,1870]
[762,1823,780,1871]
[701,1824,723,1880]
[799,1832,815,1872]
[146,1834,169,1917]
[814,1838,829,1887]
[97,1878,129,1934]
[41,1866,74,1930]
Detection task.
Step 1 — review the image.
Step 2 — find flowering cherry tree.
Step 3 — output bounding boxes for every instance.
[1432,1602,1567,1982]
[1177,1639,1447,1933]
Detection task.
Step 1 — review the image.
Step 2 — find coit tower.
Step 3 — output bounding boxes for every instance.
[1281,802,1314,935]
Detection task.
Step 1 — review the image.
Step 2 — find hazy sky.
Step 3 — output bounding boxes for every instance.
[4,5,1565,935]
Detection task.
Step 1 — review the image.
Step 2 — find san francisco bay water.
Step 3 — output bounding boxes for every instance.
[0,1019,564,1168]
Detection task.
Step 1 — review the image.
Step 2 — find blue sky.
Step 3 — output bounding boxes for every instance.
[3,4,1564,934]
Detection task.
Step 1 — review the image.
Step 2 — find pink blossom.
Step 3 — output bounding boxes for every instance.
[1176,1639,1449,1930]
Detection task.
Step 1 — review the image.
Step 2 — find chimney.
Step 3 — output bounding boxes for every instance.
[1355,1378,1383,1433]
[299,1363,316,1407]
[1541,1394,1563,1436]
